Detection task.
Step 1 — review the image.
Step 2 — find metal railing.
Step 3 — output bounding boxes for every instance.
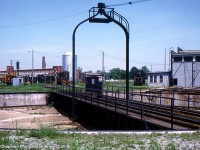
[54,84,200,129]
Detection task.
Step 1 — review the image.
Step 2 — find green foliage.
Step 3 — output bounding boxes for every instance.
[149,138,162,150]
[165,140,177,150]
[0,83,52,93]
[130,66,139,79]
[0,130,199,149]
[179,132,200,141]
[130,65,150,80]
[70,139,80,150]
[15,129,27,136]
[28,127,65,139]
[109,68,123,80]
[0,131,11,145]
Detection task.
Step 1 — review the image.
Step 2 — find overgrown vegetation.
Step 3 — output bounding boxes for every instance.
[103,81,149,91]
[0,129,199,149]
[0,83,53,93]
[0,80,149,93]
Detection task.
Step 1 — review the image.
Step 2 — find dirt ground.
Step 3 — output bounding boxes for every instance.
[0,106,85,130]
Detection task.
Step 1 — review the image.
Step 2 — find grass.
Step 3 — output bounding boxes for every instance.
[73,81,149,93]
[0,130,199,149]
[27,126,66,139]
[103,81,149,91]
[0,81,148,93]
[0,83,53,93]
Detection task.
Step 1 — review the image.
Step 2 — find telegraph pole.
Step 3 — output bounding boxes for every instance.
[164,48,166,71]
[32,50,34,85]
[28,50,34,85]
[100,51,105,73]
[10,60,13,66]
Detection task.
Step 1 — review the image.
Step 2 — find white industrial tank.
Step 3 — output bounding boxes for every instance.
[62,52,77,80]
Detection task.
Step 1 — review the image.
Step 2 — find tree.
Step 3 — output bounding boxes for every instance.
[129,66,139,79]
[105,72,111,80]
[109,68,121,79]
[141,66,150,79]
[120,69,126,79]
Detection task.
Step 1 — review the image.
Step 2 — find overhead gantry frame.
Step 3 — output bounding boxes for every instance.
[72,3,130,117]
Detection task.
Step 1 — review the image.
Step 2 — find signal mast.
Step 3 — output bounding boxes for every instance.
[72,0,151,116]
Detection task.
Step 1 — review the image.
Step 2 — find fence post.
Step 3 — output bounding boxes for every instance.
[80,87,82,101]
[91,90,92,104]
[115,92,116,112]
[67,86,71,96]
[85,88,87,102]
[75,87,77,100]
[106,89,107,109]
[118,86,119,97]
[140,88,143,102]
[171,91,174,130]
[187,93,190,110]
[112,86,113,97]
[160,90,162,105]
[127,90,128,115]
[124,87,126,99]
[98,89,99,106]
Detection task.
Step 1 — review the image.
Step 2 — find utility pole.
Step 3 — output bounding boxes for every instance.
[32,50,34,85]
[29,50,34,85]
[164,48,166,71]
[10,60,13,66]
[100,51,105,73]
[169,47,174,71]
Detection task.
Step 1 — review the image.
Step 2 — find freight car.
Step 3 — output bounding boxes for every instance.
[133,77,144,85]
[57,71,70,85]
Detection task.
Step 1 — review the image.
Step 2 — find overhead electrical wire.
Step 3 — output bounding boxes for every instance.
[34,51,60,58]
[0,0,152,29]
[105,53,167,66]
[106,0,151,8]
[0,11,88,29]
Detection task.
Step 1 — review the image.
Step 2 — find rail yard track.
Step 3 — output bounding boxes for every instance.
[55,86,200,130]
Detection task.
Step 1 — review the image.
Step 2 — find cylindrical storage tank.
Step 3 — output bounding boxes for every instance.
[62,52,71,72]
[62,52,77,80]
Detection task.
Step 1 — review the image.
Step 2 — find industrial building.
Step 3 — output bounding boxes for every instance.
[0,52,81,84]
[148,47,200,88]
[0,65,62,84]
[171,47,200,87]
[147,71,170,87]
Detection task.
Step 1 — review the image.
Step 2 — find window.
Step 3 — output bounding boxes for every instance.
[173,79,178,86]
[92,79,95,84]
[174,57,182,62]
[154,75,157,83]
[160,75,163,83]
[196,56,200,62]
[184,56,193,62]
[150,76,153,83]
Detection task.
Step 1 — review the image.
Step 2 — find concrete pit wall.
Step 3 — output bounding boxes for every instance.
[0,93,49,107]
[131,92,200,108]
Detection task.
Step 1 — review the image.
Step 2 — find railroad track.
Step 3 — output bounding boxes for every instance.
[55,90,200,130]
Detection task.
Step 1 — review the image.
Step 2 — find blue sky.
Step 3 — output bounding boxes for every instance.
[0,0,200,72]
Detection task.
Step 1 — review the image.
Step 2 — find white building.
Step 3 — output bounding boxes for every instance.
[12,78,23,86]
[148,71,170,87]
[171,47,200,87]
